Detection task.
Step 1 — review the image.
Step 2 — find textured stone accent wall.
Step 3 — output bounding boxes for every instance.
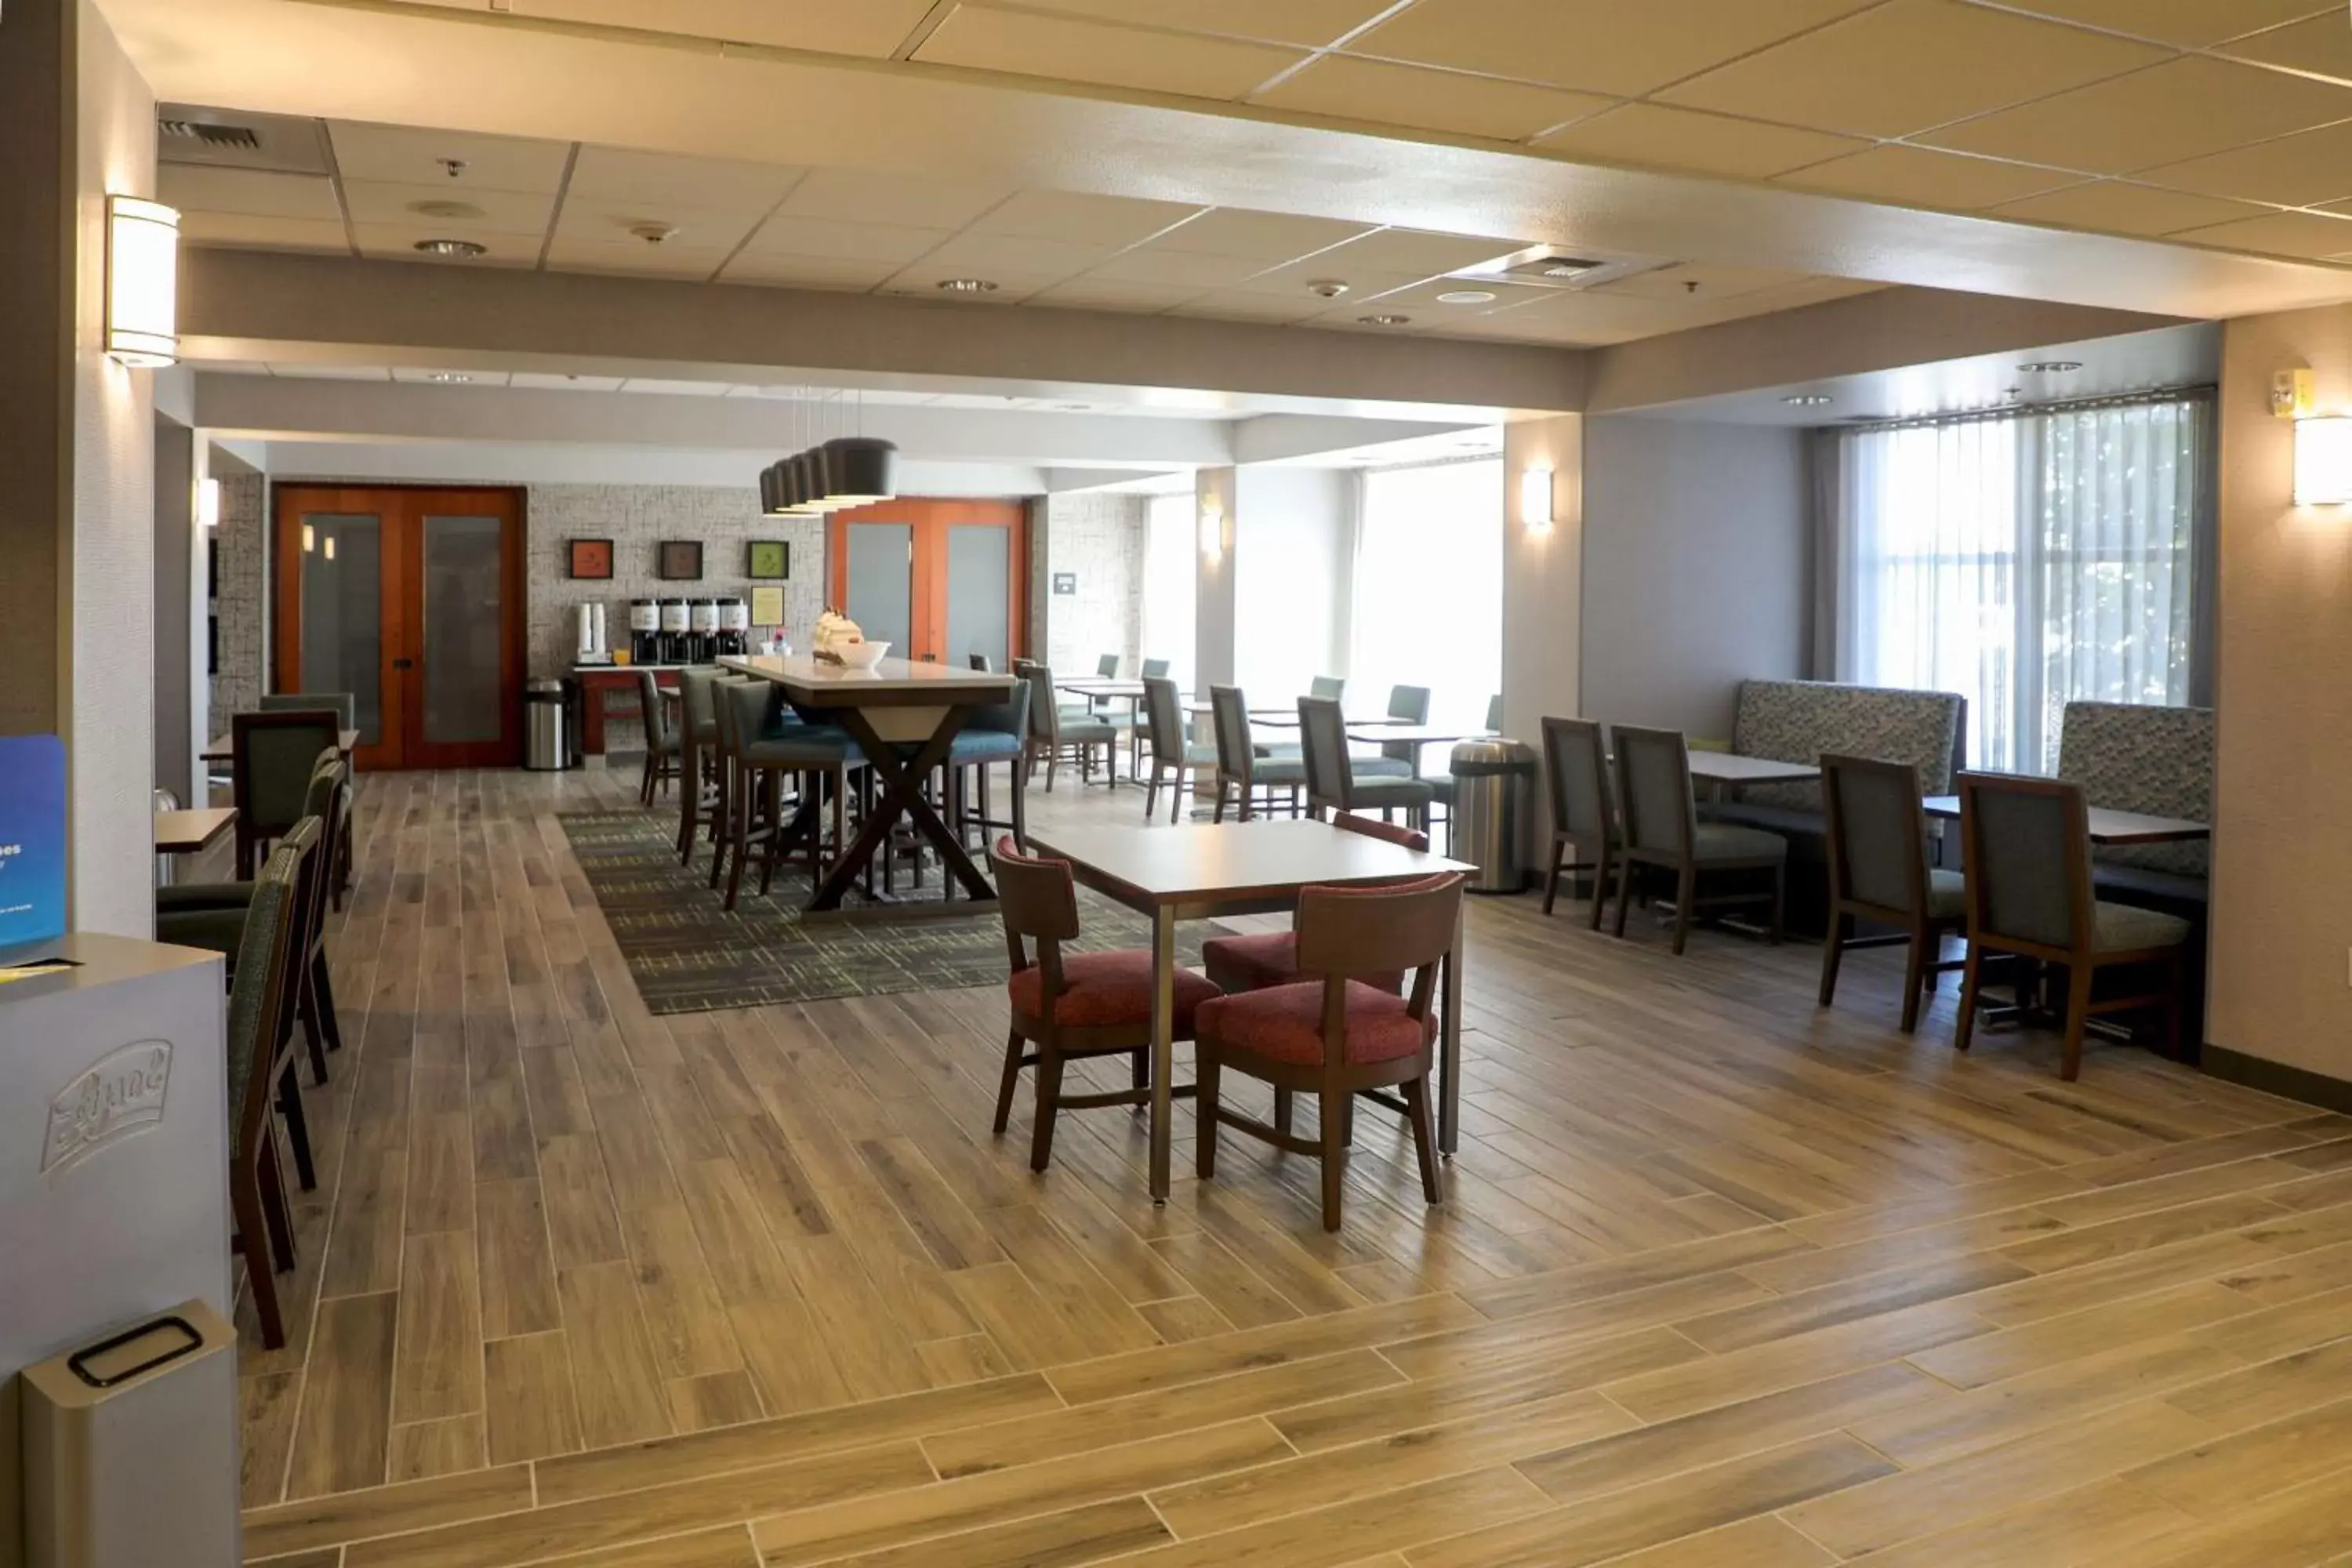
[1043,492,1145,679]
[211,470,267,720]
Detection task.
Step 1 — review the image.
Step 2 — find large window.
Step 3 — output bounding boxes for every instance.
[1352,456,1503,731]
[1140,492,1196,691]
[1831,394,2208,773]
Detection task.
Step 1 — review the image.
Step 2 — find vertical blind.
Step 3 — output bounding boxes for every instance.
[1831,394,2208,773]
[1351,456,1503,731]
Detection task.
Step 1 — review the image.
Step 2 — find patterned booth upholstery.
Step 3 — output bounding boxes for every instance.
[1716,680,1967,819]
[2056,700,2212,907]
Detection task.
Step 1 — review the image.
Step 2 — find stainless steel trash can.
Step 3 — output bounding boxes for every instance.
[524,678,568,771]
[21,1300,241,1568]
[1449,738,1535,895]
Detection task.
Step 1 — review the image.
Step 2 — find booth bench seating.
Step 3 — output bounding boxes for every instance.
[2056,699,2212,920]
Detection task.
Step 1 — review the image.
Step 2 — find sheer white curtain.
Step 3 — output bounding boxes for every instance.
[1351,456,1503,730]
[1140,492,1196,692]
[1835,396,2204,773]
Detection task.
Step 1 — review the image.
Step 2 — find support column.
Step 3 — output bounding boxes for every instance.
[1501,414,1583,868]
[1193,466,1237,696]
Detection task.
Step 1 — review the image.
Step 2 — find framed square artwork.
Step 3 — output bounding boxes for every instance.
[746,539,790,579]
[568,537,614,579]
[656,539,703,580]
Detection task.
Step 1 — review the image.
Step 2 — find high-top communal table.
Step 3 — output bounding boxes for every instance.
[1029,818,1475,1203]
[718,654,1017,913]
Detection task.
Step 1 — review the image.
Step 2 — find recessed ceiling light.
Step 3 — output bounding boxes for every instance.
[413,238,487,257]
[1306,278,1350,299]
[1359,314,1411,327]
[2018,360,2083,373]
[937,278,999,294]
[425,372,472,383]
[1781,394,1834,407]
[1435,289,1497,305]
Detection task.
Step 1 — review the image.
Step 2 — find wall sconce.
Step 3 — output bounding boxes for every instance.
[1520,466,1554,530]
[2294,416,2352,506]
[323,535,336,561]
[196,477,220,529]
[104,195,181,368]
[1200,498,1224,557]
[302,523,316,553]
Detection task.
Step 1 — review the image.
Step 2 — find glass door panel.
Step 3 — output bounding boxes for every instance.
[844,523,913,652]
[298,513,384,744]
[420,514,506,744]
[945,524,1011,670]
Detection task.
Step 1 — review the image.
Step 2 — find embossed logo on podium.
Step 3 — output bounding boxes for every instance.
[43,1040,172,1176]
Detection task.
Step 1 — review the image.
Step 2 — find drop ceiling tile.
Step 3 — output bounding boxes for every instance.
[511,0,936,56]
[742,215,954,263]
[566,146,805,212]
[1660,0,2165,138]
[1167,290,1330,323]
[158,164,340,221]
[2136,120,2352,207]
[718,254,902,290]
[1533,103,1869,179]
[1253,55,1613,141]
[1991,0,2327,47]
[907,232,1121,280]
[1150,206,1372,259]
[1990,180,2276,235]
[267,364,394,380]
[1077,247,1271,287]
[1924,56,2352,174]
[877,266,1062,302]
[508,372,626,391]
[969,189,1204,245]
[1027,278,1207,311]
[352,223,539,265]
[390,366,509,386]
[1229,259,1427,298]
[328,121,571,193]
[1309,227,1533,277]
[1337,277,1539,312]
[180,212,351,252]
[912,5,1302,99]
[1011,0,1396,46]
[615,378,730,396]
[545,239,732,278]
[2168,209,2352,259]
[2221,13,2352,83]
[553,195,762,252]
[775,168,1012,230]
[1780,145,2085,209]
[1352,0,1881,96]
[343,179,553,234]
[1734,274,1889,308]
[1593,262,1820,299]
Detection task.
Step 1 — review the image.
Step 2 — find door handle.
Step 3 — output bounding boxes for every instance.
[392,658,415,670]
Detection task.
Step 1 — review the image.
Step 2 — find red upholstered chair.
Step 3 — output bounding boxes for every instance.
[1202,813,1428,996]
[1195,869,1464,1231]
[989,836,1219,1172]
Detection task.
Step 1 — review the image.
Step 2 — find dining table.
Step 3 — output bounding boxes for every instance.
[154,807,236,855]
[1027,818,1476,1202]
[201,728,360,764]
[1921,795,2209,845]
[718,653,1018,913]
[1686,753,1820,788]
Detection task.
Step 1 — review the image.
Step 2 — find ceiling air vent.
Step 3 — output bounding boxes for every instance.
[156,103,334,176]
[161,119,262,151]
[1448,245,1674,292]
[1501,253,1607,283]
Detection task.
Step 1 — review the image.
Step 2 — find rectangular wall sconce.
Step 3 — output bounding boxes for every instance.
[2294,416,2352,506]
[196,477,220,529]
[104,195,181,368]
[1520,466,1554,529]
[1200,499,1224,557]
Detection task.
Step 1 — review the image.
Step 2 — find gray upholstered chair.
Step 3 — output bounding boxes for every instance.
[1359,684,1427,779]
[1142,658,1170,679]
[676,667,724,866]
[1612,724,1786,953]
[1140,676,1216,824]
[1539,717,1620,929]
[1019,661,1118,790]
[225,835,307,1349]
[1818,753,1966,1033]
[952,677,1030,849]
[1484,694,1502,734]
[1310,675,1345,702]
[260,690,356,728]
[1953,772,2189,1080]
[968,654,992,671]
[230,708,343,878]
[714,678,861,910]
[1299,696,1433,830]
[634,669,681,807]
[1095,653,1120,678]
[256,696,356,907]
[1208,685,1305,820]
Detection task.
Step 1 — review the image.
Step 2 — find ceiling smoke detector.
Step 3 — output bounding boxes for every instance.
[937,278,999,294]
[629,222,680,245]
[1305,278,1351,299]
[1359,313,1411,327]
[413,238,488,257]
[1435,289,1497,304]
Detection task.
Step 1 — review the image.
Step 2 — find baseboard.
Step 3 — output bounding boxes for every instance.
[2201,1044,2352,1116]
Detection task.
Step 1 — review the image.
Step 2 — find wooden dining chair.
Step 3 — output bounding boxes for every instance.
[1139,676,1214,823]
[987,836,1218,1171]
[1612,724,1786,953]
[1953,772,2190,1080]
[1818,753,1968,1033]
[230,708,342,877]
[1207,685,1305,820]
[1298,696,1434,830]
[1538,716,1621,928]
[225,834,307,1348]
[1196,869,1464,1230]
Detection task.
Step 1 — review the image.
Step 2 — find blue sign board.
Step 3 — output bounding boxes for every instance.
[0,735,67,950]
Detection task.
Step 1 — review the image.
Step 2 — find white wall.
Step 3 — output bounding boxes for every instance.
[1232,466,1350,702]
[1041,492,1145,677]
[1577,416,1809,739]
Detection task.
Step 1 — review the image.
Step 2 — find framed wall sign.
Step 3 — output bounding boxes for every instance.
[746,539,789,579]
[568,538,615,579]
[656,539,703,580]
[1052,572,1077,595]
[750,585,786,626]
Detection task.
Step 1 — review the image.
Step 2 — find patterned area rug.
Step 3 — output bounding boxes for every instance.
[559,810,1218,1014]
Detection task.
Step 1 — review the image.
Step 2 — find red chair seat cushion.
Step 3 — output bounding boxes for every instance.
[1196,980,1435,1067]
[1007,949,1218,1033]
[1202,931,1406,996]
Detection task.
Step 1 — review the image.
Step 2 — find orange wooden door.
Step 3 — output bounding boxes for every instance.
[826,499,1025,666]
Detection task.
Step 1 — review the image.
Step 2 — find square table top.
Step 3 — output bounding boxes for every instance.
[1349,724,1497,746]
[718,653,1015,705]
[1920,794,2209,846]
[155,807,236,855]
[1687,752,1820,786]
[1058,677,1145,696]
[201,728,359,763]
[1030,818,1475,909]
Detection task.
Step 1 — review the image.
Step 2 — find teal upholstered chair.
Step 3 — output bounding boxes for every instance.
[1310,676,1345,702]
[231,708,342,878]
[1020,661,1118,791]
[226,833,307,1349]
[1208,685,1305,820]
[715,677,861,910]
[260,691,355,728]
[635,669,681,807]
[1612,724,1786,954]
[676,667,724,866]
[1358,684,1428,779]
[1299,696,1432,830]
[1140,676,1216,824]
[1142,658,1170,679]
[953,677,1031,848]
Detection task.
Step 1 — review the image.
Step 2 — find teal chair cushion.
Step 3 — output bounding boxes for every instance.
[1352,757,1414,779]
[1347,776,1434,810]
[951,730,1024,761]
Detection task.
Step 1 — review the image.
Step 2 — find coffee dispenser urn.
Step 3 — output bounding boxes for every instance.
[688,597,719,663]
[717,597,749,657]
[629,598,659,663]
[659,597,689,662]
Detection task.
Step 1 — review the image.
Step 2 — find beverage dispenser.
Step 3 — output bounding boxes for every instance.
[659,597,689,662]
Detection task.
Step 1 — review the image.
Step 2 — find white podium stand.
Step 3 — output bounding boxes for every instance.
[0,935,233,1568]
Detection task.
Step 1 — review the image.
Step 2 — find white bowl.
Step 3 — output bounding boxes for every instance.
[834,639,890,671]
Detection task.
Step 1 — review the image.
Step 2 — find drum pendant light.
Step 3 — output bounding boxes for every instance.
[823,437,898,504]
[758,460,787,517]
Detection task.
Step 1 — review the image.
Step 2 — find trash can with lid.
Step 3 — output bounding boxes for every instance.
[524,679,568,771]
[1449,737,1536,895]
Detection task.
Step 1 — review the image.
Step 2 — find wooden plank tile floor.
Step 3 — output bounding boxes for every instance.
[234,764,2352,1566]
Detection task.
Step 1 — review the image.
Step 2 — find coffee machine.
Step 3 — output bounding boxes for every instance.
[629,599,659,664]
[716,597,749,658]
[688,597,718,663]
[657,598,688,662]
